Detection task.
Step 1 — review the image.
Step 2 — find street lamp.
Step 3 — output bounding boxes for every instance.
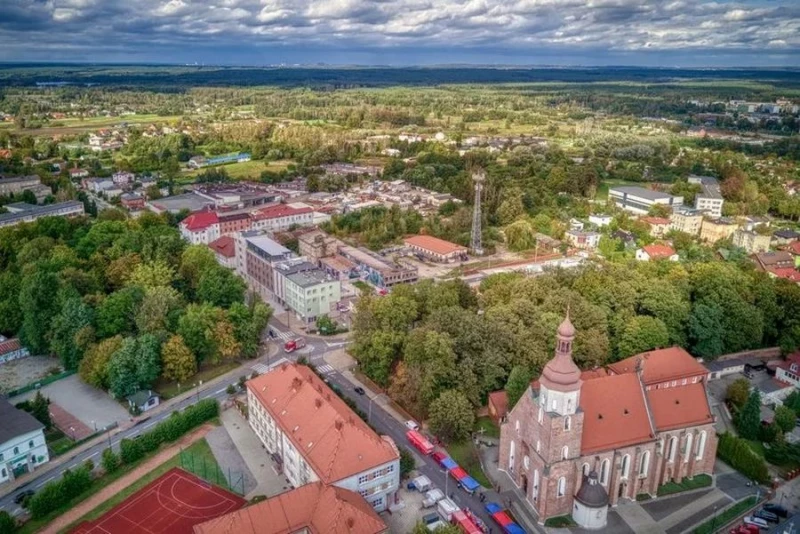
[195,380,203,403]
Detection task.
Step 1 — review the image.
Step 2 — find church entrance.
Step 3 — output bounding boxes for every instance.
[521,474,528,494]
[618,482,625,499]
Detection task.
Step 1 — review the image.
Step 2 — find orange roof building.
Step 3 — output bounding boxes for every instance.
[499,313,718,528]
[636,244,678,261]
[246,364,399,512]
[403,234,467,262]
[193,482,387,534]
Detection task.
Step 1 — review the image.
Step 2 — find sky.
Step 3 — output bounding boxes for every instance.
[1,0,799,67]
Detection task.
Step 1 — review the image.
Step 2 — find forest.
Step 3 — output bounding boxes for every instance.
[0,211,270,401]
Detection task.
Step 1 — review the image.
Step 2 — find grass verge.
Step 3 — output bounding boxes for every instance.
[45,429,75,457]
[692,496,758,534]
[636,493,653,502]
[475,417,500,439]
[60,439,225,533]
[446,441,492,488]
[656,474,713,497]
[544,515,577,528]
[155,361,240,399]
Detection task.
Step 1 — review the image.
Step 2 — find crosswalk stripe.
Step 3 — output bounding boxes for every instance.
[316,364,335,374]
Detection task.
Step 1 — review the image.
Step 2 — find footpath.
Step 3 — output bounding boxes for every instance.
[42,424,214,534]
[0,344,279,500]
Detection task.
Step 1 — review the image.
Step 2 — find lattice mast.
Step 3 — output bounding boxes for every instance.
[471,171,485,256]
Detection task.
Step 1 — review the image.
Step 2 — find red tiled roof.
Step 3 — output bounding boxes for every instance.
[580,368,609,381]
[403,235,467,256]
[608,347,707,385]
[182,211,219,231]
[785,242,800,256]
[579,373,654,454]
[646,382,714,432]
[777,352,800,372]
[0,338,22,356]
[488,390,509,417]
[252,204,312,221]
[641,217,671,226]
[246,364,398,484]
[193,482,387,534]
[768,267,800,282]
[218,212,250,223]
[642,244,676,259]
[208,236,235,258]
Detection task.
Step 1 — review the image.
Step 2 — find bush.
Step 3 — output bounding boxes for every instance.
[27,465,93,519]
[83,459,94,472]
[226,384,236,395]
[119,438,145,464]
[717,432,769,483]
[399,447,415,479]
[0,511,17,534]
[101,448,120,473]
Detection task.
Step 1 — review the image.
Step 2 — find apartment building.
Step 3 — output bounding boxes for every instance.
[641,217,671,238]
[246,364,399,512]
[670,208,703,236]
[688,175,724,218]
[609,186,683,215]
[0,175,41,197]
[733,229,771,254]
[284,269,342,323]
[179,211,220,245]
[0,201,84,228]
[251,204,314,233]
[238,232,295,300]
[0,398,50,485]
[700,217,738,243]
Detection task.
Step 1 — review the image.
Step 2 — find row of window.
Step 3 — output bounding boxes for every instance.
[0,439,37,461]
[357,464,395,485]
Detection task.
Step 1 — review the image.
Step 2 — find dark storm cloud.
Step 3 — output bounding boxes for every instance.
[0,0,797,65]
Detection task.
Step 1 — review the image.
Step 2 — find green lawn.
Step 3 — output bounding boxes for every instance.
[745,440,766,458]
[693,496,758,534]
[475,417,500,439]
[61,439,227,533]
[183,158,293,180]
[656,474,713,497]
[446,441,492,488]
[154,361,240,399]
[45,429,75,457]
[544,515,577,528]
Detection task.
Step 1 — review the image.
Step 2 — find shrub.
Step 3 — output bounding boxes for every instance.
[119,438,145,464]
[399,447,415,479]
[0,510,17,534]
[717,432,769,483]
[101,448,120,473]
[226,384,236,395]
[27,465,92,519]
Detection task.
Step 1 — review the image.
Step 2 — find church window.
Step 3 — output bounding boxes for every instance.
[684,433,693,463]
[696,431,707,460]
[538,406,543,423]
[557,477,566,497]
[515,420,520,434]
[509,441,516,471]
[532,470,540,501]
[562,446,569,460]
[582,463,590,476]
[600,459,610,485]
[564,416,571,431]
[639,451,650,477]
[536,440,540,453]
[621,455,630,479]
[523,456,530,470]
[668,436,678,462]
[551,398,557,411]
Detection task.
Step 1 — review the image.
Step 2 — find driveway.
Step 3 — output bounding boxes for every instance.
[16,374,129,431]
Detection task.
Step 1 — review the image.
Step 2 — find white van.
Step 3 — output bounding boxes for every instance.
[743,516,769,530]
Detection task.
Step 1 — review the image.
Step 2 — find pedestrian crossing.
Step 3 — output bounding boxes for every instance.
[315,364,335,375]
[251,357,289,376]
[269,328,293,342]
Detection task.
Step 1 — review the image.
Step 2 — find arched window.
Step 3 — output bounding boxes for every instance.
[538,406,543,423]
[582,463,590,477]
[536,440,541,453]
[684,433,694,463]
[523,456,530,470]
[696,431,707,460]
[509,441,516,471]
[532,470,540,501]
[13,447,18,455]
[658,439,664,455]
[567,398,573,412]
[668,436,678,462]
[551,398,557,411]
[562,446,569,460]
[621,454,630,479]
[28,440,34,449]
[565,416,571,431]
[600,459,610,485]
[515,420,520,434]
[639,451,651,477]
[557,477,566,497]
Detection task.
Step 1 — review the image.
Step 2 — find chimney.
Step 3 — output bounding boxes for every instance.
[291,377,302,390]
[335,420,343,431]
[315,398,322,409]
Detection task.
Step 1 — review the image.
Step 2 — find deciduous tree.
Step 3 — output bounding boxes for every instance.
[50,298,93,369]
[428,389,474,442]
[161,335,197,383]
[775,405,796,434]
[726,378,750,409]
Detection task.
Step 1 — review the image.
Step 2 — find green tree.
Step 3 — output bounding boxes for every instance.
[504,219,537,251]
[0,272,23,336]
[638,283,691,346]
[50,298,93,369]
[428,389,475,442]
[101,448,120,473]
[177,303,221,364]
[736,389,762,440]
[228,301,272,359]
[127,260,175,289]
[96,286,145,338]
[505,366,534,409]
[79,336,123,389]
[775,405,797,433]
[134,285,182,334]
[399,447,415,479]
[30,391,52,430]
[0,510,16,534]
[689,301,725,358]
[616,315,670,359]
[19,270,61,354]
[135,334,162,386]
[412,524,460,534]
[726,378,751,409]
[107,338,141,398]
[197,267,246,308]
[178,245,217,290]
[161,335,197,383]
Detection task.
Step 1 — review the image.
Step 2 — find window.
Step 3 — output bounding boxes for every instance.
[509,441,516,471]
[582,463,590,477]
[13,447,18,455]
[696,431,707,460]
[1,468,5,478]
[538,406,543,423]
[658,439,664,455]
[600,459,610,485]
[638,451,650,477]
[557,477,566,497]
[684,433,693,463]
[621,454,630,479]
[682,379,687,385]
[565,416,571,431]
[551,398,557,411]
[536,440,540,453]
[668,436,678,462]
[29,440,34,449]
[532,470,540,501]
[515,420,520,434]
[523,456,530,470]
[671,381,677,387]
[562,446,569,460]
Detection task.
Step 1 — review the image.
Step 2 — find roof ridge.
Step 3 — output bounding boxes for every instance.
[636,367,657,439]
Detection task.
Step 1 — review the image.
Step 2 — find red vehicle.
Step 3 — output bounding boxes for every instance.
[283,338,306,353]
[451,510,483,534]
[406,430,434,455]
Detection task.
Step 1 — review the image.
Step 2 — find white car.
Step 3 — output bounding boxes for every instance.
[405,420,420,431]
[743,516,769,529]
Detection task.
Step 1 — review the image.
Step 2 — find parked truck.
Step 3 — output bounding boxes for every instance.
[406,430,434,455]
[422,489,445,508]
[437,498,460,522]
[283,338,306,353]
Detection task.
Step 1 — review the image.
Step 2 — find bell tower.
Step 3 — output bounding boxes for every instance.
[539,311,582,418]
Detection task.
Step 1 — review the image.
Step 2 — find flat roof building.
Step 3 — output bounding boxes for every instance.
[0,201,84,228]
[688,175,724,218]
[403,235,467,263]
[339,246,418,287]
[609,186,683,215]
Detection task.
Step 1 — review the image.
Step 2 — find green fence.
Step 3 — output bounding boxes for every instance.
[179,447,245,496]
[6,370,76,398]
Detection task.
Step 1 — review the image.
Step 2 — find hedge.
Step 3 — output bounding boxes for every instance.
[27,465,92,519]
[717,432,769,483]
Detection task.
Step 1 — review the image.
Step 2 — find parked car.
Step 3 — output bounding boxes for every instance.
[405,420,420,431]
[743,516,770,530]
[14,489,34,504]
[354,386,366,395]
[754,509,779,524]
[422,513,440,525]
[762,503,790,518]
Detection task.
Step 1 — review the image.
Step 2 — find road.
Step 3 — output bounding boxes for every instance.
[2,318,507,532]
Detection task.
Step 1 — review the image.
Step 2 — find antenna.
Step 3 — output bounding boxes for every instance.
[471,171,485,256]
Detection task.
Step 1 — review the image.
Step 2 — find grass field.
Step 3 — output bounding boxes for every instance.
[656,474,712,497]
[475,417,500,439]
[447,441,492,488]
[154,361,239,399]
[61,439,226,533]
[183,159,293,180]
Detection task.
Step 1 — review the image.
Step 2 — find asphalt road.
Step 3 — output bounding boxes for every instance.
[3,318,506,531]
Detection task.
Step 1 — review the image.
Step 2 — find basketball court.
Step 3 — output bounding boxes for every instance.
[71,468,246,534]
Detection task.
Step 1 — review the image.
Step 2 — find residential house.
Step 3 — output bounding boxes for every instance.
[0,397,50,485]
[752,251,795,271]
[208,236,236,269]
[670,208,703,236]
[565,230,601,250]
[783,241,800,268]
[588,214,612,227]
[245,364,400,512]
[179,211,220,245]
[68,168,89,179]
[641,217,671,238]
[776,353,800,389]
[635,244,679,262]
[609,186,683,215]
[700,218,738,243]
[732,229,771,254]
[773,229,800,247]
[403,235,467,263]
[611,230,637,248]
[767,268,800,284]
[120,192,145,211]
[126,390,160,413]
[112,171,135,185]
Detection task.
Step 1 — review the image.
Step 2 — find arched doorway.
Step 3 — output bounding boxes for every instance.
[521,474,529,494]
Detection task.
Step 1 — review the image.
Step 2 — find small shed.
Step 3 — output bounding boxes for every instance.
[127,390,160,413]
[487,390,509,424]
[704,358,746,381]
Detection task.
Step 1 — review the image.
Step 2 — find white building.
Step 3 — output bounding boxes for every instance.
[283,269,341,324]
[0,398,49,485]
[179,211,220,245]
[588,214,613,227]
[246,364,400,512]
[688,175,724,218]
[112,171,135,185]
[251,204,314,233]
[609,186,683,215]
[565,230,601,250]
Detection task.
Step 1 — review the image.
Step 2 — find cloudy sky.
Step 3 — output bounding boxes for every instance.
[1,0,798,66]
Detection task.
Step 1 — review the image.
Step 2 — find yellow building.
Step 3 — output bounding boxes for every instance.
[670,208,703,236]
[700,218,739,243]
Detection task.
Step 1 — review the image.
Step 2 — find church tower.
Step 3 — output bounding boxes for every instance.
[539,312,582,420]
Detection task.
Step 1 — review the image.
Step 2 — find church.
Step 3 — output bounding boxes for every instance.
[498,312,718,529]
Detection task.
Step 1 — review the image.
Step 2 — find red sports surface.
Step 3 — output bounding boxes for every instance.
[71,468,246,534]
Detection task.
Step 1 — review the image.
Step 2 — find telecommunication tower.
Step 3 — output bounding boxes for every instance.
[470,171,485,255]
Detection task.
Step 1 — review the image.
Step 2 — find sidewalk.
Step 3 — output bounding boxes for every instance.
[0,345,279,500]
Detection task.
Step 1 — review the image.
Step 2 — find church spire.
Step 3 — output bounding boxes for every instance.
[540,309,581,392]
